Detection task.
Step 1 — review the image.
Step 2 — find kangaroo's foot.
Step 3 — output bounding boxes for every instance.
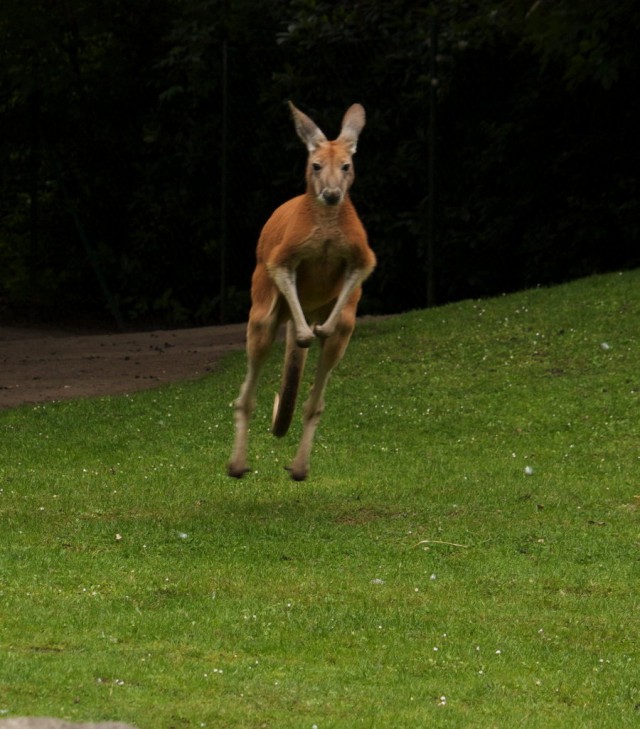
[285,464,309,482]
[228,462,252,479]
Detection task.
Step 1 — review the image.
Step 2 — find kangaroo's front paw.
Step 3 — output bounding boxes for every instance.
[295,326,315,348]
[313,323,333,340]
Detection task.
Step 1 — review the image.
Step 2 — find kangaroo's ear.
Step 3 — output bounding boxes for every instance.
[338,103,366,154]
[288,101,327,152]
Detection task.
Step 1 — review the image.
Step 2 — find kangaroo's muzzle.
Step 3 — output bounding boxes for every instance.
[321,188,343,206]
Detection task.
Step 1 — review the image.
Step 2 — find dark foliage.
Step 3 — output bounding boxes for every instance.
[1,0,638,327]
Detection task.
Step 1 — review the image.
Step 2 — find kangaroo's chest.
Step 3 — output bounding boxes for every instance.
[294,228,351,308]
[300,225,350,261]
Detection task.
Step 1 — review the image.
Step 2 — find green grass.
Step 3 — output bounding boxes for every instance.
[1,270,639,728]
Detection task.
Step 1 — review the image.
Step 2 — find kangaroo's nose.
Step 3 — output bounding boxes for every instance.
[322,189,342,206]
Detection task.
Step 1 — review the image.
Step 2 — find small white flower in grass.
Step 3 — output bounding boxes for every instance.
[437,696,447,706]
[495,649,502,655]
[430,573,437,580]
[371,578,385,585]
[178,532,189,539]
[524,466,534,475]
[115,533,122,541]
[600,342,611,350]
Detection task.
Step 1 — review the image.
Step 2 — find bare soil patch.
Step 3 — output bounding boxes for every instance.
[0,323,248,410]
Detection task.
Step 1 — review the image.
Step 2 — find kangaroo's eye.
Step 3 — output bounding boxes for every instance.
[312,162,322,172]
[341,163,351,172]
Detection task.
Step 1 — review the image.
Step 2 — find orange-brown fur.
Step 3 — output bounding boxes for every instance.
[228,102,376,481]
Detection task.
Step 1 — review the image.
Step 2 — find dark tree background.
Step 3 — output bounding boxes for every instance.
[1,0,639,328]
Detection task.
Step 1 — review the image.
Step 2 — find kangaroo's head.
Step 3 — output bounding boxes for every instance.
[289,101,366,207]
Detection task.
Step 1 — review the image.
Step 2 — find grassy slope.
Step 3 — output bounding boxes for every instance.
[1,270,639,728]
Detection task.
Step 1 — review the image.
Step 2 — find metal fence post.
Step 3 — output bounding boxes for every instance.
[427,16,438,308]
[219,39,229,323]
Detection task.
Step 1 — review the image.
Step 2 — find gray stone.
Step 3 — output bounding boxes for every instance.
[0,720,138,729]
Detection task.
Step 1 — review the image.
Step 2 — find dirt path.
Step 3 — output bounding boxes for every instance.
[0,323,248,409]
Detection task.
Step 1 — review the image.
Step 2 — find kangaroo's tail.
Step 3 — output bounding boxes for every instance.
[272,321,308,437]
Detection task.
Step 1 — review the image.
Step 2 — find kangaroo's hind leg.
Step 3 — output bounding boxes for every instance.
[287,298,358,481]
[228,291,282,478]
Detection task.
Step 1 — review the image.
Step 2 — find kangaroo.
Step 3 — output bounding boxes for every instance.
[228,101,376,481]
